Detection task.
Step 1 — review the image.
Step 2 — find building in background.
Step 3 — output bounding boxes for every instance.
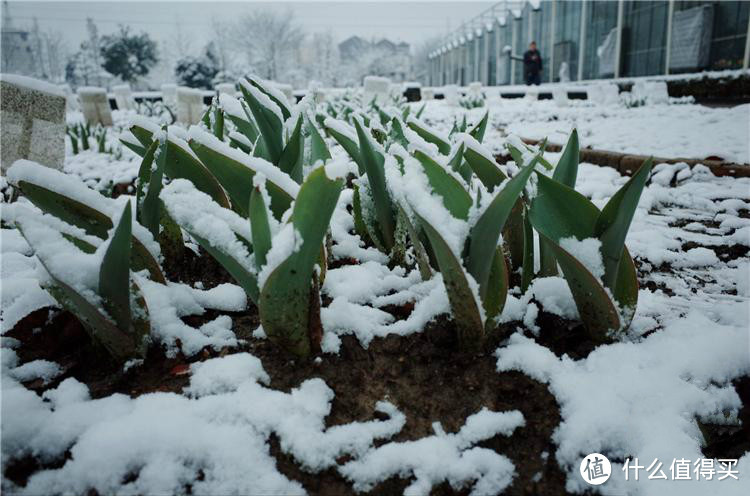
[339,35,412,83]
[1,1,35,75]
[426,0,750,86]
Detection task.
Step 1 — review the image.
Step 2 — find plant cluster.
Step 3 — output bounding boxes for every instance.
[7,75,651,365]
[67,122,121,157]
[459,92,486,109]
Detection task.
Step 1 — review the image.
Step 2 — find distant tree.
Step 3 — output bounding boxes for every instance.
[66,38,111,87]
[308,31,341,87]
[175,43,219,89]
[231,10,304,81]
[99,25,158,83]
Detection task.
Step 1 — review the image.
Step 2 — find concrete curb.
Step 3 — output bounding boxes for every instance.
[494,138,750,178]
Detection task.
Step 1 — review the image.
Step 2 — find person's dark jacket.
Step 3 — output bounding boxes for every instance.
[523,49,542,75]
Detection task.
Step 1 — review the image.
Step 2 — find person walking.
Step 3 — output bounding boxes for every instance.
[523,41,542,86]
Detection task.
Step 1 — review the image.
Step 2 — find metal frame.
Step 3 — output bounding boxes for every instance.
[664,0,675,74]
[577,0,588,81]
[426,0,750,86]
[614,0,625,79]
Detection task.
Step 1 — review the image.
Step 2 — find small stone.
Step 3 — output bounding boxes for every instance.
[176,86,204,125]
[77,86,113,126]
[113,84,136,111]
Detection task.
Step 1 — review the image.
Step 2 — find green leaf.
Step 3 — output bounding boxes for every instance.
[415,103,426,119]
[537,232,621,341]
[406,118,451,155]
[528,174,600,242]
[552,129,579,188]
[99,203,132,333]
[17,223,147,361]
[396,203,432,281]
[130,124,231,209]
[188,135,294,220]
[278,114,304,183]
[352,183,373,244]
[188,230,259,305]
[140,133,168,239]
[246,76,292,121]
[612,246,639,329]
[307,117,331,164]
[223,100,259,145]
[252,133,272,162]
[538,238,558,277]
[413,150,472,220]
[15,180,165,283]
[463,144,507,191]
[120,136,147,157]
[446,143,473,183]
[521,206,534,293]
[353,117,396,251]
[595,158,653,290]
[484,248,509,321]
[325,121,364,175]
[239,81,284,165]
[389,117,409,149]
[135,140,158,220]
[502,199,526,277]
[466,158,536,303]
[228,134,253,154]
[156,201,184,262]
[249,186,272,274]
[260,167,344,357]
[414,211,484,351]
[528,173,639,337]
[468,110,489,143]
[213,105,225,139]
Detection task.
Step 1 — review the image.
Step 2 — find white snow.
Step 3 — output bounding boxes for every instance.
[2,353,410,495]
[340,408,524,495]
[161,179,254,274]
[496,311,750,495]
[3,80,750,496]
[6,160,162,261]
[257,223,302,289]
[238,78,284,123]
[559,236,605,280]
[188,125,300,198]
[0,73,65,98]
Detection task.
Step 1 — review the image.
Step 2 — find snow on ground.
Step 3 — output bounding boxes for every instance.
[2,96,749,495]
[417,98,750,164]
[1,350,522,495]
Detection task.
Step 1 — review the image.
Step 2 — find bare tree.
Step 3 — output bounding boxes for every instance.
[413,35,443,84]
[210,17,232,74]
[231,9,304,82]
[308,31,341,87]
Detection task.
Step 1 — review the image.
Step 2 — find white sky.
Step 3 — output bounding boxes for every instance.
[3,0,495,53]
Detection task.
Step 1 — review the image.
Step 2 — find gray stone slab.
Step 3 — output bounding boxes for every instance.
[77,86,113,126]
[1,74,66,172]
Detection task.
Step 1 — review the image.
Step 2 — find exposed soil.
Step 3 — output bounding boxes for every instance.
[5,297,568,495]
[681,241,750,263]
[4,245,748,494]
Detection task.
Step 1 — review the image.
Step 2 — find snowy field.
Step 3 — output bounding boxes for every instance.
[2,91,749,496]
[419,97,750,164]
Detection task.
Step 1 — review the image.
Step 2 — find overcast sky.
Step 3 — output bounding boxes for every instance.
[4,0,495,53]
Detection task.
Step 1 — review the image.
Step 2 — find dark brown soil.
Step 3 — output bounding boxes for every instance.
[701,375,750,461]
[681,241,750,262]
[5,299,569,495]
[5,244,747,495]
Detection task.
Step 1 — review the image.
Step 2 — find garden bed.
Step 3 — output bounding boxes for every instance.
[2,80,749,495]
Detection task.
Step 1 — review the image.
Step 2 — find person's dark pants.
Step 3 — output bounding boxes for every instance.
[525,72,541,86]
